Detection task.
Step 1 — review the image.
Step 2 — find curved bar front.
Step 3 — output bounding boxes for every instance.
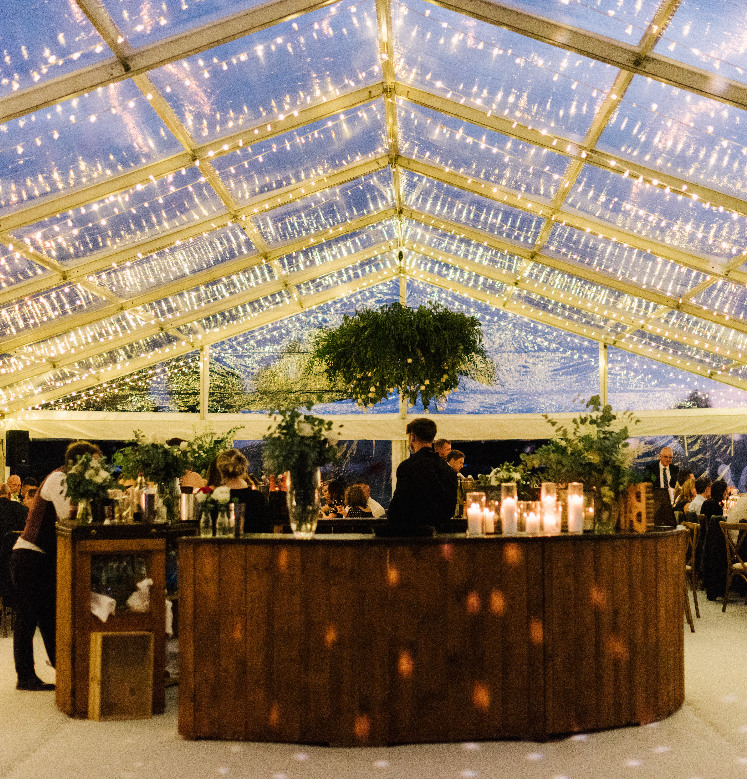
[178,530,686,746]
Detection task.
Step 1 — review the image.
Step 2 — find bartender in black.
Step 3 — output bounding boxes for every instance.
[384,418,458,535]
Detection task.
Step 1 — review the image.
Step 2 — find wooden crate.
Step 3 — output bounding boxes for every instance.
[620,482,655,533]
[89,631,154,721]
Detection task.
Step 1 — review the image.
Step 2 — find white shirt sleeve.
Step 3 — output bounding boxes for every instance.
[40,470,72,520]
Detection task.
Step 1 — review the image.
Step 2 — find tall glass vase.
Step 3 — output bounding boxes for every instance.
[76,498,93,524]
[157,479,180,524]
[285,467,321,538]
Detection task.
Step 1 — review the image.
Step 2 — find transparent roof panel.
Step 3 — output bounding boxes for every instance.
[401,170,544,246]
[0,283,105,339]
[0,0,109,98]
[146,0,380,144]
[503,0,661,42]
[141,262,275,321]
[565,164,747,266]
[195,289,293,334]
[93,225,257,300]
[607,346,747,411]
[99,0,271,46]
[523,263,659,320]
[0,245,48,290]
[408,252,508,297]
[692,280,747,325]
[393,0,618,142]
[0,331,181,408]
[0,80,183,216]
[397,100,569,202]
[212,100,388,204]
[295,251,398,297]
[279,220,398,275]
[510,287,618,334]
[405,280,600,414]
[655,0,747,84]
[11,166,226,263]
[658,308,747,359]
[253,169,394,247]
[5,309,152,368]
[598,76,747,200]
[619,329,734,374]
[543,222,707,299]
[402,218,522,275]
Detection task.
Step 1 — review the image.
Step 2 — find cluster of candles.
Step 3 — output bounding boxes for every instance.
[465,482,585,536]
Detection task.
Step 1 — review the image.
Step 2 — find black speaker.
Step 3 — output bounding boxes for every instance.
[6,430,30,468]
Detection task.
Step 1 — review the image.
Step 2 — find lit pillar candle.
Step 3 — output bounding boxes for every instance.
[483,507,495,534]
[524,508,540,535]
[501,497,518,535]
[467,502,484,535]
[567,483,584,534]
[544,503,561,535]
[541,495,557,533]
[501,483,518,535]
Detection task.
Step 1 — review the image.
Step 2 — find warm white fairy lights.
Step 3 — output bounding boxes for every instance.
[2,0,747,415]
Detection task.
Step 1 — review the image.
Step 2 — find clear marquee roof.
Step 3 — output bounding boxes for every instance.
[2,0,747,417]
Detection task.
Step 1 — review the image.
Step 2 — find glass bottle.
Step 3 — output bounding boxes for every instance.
[215,504,232,537]
[199,504,213,537]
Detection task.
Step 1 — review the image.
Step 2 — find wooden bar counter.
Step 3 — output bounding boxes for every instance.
[178,529,686,745]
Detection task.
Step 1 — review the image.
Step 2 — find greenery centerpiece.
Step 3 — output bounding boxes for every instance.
[311,302,494,410]
[522,396,639,532]
[477,461,536,500]
[262,408,342,536]
[64,452,115,523]
[113,431,189,523]
[184,424,244,478]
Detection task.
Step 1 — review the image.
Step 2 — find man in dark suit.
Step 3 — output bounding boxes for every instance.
[384,418,458,535]
[646,447,679,527]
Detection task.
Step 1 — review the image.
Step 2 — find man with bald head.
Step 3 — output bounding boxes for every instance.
[6,475,22,502]
[647,446,679,527]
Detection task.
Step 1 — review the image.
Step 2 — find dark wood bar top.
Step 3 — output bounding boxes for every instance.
[178,529,686,745]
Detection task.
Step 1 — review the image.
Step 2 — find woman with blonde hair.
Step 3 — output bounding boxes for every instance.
[216,448,269,533]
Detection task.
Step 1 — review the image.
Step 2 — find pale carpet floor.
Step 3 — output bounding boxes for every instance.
[0,595,746,779]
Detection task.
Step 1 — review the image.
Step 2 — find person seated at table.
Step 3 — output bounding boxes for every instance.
[699,479,726,521]
[673,470,693,507]
[350,480,385,517]
[673,475,696,514]
[216,448,269,533]
[343,485,374,519]
[321,479,345,519]
[434,439,451,459]
[684,477,711,516]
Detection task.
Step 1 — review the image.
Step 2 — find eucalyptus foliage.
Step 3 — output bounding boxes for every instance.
[311,303,494,410]
[522,396,639,507]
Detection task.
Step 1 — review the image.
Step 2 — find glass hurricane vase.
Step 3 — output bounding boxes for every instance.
[285,467,322,538]
[76,498,94,524]
[157,479,180,524]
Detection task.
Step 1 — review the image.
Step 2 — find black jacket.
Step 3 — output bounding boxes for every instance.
[385,447,458,535]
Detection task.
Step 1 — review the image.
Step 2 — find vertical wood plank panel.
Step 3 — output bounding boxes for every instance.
[217,543,247,739]
[193,543,221,737]
[244,544,273,741]
[177,540,194,738]
[55,534,74,716]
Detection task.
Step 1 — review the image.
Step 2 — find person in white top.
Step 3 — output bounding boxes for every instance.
[11,440,101,691]
[684,477,711,517]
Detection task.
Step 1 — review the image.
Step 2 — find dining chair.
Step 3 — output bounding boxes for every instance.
[719,521,747,613]
[682,521,700,619]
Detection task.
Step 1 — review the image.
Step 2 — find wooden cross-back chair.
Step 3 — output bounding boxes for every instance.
[682,521,700,621]
[719,521,747,613]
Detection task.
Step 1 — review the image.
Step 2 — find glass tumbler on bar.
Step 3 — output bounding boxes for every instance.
[567,482,584,534]
[465,492,486,535]
[500,483,518,535]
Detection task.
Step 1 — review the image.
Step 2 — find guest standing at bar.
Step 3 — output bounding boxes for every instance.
[383,418,457,535]
[11,440,100,691]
